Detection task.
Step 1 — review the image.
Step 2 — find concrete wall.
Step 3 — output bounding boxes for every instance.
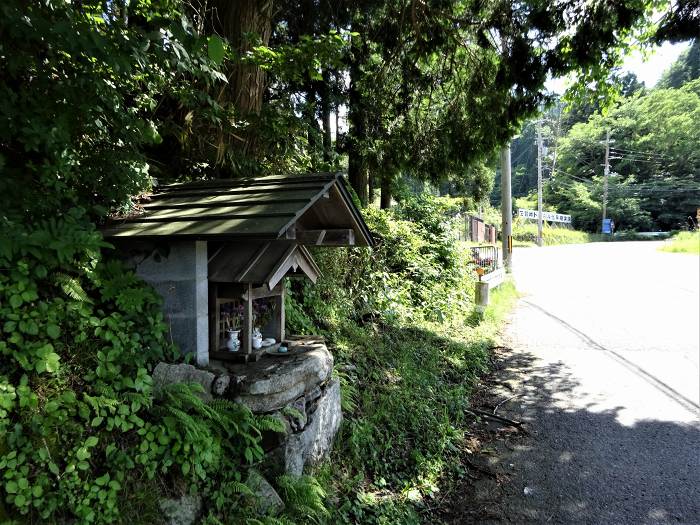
[135,241,209,366]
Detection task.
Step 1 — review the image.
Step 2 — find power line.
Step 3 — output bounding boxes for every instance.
[609,148,671,160]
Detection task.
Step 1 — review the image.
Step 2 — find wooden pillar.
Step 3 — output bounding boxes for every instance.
[278,285,285,342]
[242,283,253,354]
[208,283,218,352]
[266,284,286,343]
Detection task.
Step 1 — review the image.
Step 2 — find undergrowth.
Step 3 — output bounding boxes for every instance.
[286,196,518,523]
[658,231,700,254]
[512,221,595,246]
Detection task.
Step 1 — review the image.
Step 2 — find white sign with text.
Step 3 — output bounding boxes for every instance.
[518,209,572,224]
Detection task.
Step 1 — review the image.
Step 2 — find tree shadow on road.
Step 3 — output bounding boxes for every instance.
[439,347,700,524]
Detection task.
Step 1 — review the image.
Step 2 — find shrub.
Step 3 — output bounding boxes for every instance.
[0,212,288,523]
[285,195,516,523]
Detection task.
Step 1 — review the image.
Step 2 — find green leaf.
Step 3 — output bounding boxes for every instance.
[9,295,22,309]
[85,436,98,447]
[21,290,38,302]
[46,324,60,339]
[48,462,59,475]
[91,416,104,427]
[5,480,17,494]
[207,35,225,65]
[144,120,162,145]
[44,353,60,373]
[14,494,25,506]
[32,485,43,497]
[95,474,109,486]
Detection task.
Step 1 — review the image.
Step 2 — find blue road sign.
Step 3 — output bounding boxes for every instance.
[602,218,613,234]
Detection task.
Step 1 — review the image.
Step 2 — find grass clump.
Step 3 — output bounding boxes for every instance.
[659,231,700,254]
[512,220,595,246]
[286,195,518,523]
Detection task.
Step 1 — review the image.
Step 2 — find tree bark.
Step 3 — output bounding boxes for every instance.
[207,0,273,165]
[380,172,392,209]
[211,0,272,115]
[348,31,368,205]
[304,82,320,161]
[320,69,333,162]
[368,171,376,203]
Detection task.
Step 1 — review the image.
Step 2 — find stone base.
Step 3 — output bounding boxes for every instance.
[159,495,201,525]
[226,338,333,412]
[152,337,342,477]
[265,377,342,476]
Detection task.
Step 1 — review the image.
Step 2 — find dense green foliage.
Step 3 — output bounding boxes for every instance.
[285,198,517,523]
[547,79,700,231]
[658,39,700,88]
[0,2,319,522]
[0,212,294,523]
[340,0,665,205]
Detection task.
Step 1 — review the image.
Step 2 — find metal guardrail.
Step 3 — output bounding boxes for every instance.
[470,245,502,274]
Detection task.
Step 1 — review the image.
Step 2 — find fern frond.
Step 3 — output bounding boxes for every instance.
[224,480,255,497]
[276,475,329,519]
[256,415,287,434]
[56,273,91,302]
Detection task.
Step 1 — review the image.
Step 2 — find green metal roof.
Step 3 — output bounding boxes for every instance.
[102,173,373,246]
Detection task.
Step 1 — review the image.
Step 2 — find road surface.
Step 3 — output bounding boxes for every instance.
[496,241,700,524]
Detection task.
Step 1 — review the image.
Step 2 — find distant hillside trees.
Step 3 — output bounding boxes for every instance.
[658,39,700,88]
[548,79,700,231]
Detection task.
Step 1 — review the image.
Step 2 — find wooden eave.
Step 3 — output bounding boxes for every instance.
[208,241,321,290]
[101,173,373,247]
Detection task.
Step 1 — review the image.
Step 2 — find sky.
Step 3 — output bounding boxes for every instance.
[623,40,690,86]
[546,40,691,94]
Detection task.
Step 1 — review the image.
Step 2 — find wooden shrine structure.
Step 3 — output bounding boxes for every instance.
[103,173,372,366]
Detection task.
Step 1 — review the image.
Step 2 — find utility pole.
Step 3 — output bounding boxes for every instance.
[536,120,543,247]
[500,144,512,272]
[602,129,610,230]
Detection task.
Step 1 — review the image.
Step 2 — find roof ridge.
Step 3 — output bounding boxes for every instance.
[155,172,340,192]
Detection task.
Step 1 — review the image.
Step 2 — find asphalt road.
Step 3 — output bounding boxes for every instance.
[496,241,700,524]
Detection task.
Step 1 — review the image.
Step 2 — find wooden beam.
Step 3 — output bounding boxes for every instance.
[242,282,284,300]
[296,228,355,246]
[234,242,271,282]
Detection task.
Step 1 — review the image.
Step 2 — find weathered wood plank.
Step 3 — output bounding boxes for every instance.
[140,203,305,219]
[155,173,336,192]
[144,198,310,210]
[242,283,284,300]
[150,183,325,199]
[243,283,253,354]
[296,228,355,246]
[103,217,289,238]
[144,189,321,207]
